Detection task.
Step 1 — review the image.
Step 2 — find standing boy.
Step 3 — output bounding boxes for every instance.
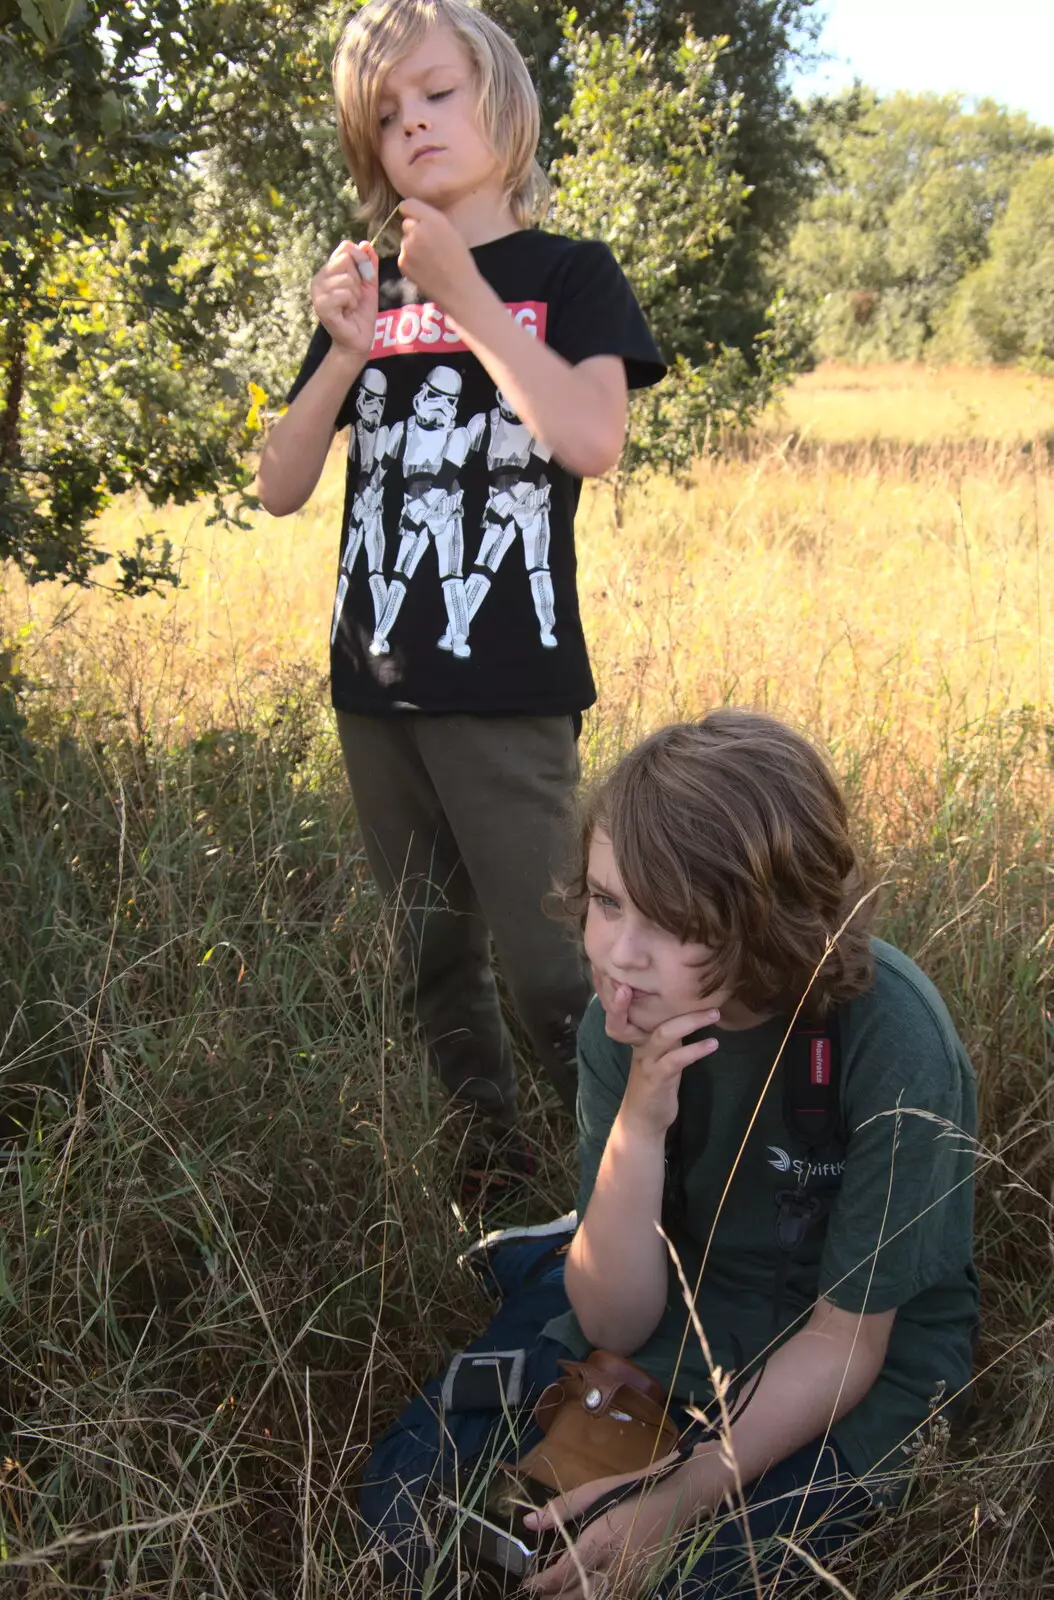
[257,0,665,1150]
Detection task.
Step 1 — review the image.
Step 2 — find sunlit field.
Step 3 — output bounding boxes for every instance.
[761,360,1054,443]
[1,364,1051,1597]
[7,363,1052,764]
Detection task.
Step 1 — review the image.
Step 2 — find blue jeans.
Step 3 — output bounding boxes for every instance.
[359,1277,875,1597]
[645,1440,874,1597]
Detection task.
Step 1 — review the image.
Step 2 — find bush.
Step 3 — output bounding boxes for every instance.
[940,155,1054,370]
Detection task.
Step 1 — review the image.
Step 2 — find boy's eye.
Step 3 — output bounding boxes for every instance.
[589,891,620,916]
[427,87,454,103]
[379,111,395,129]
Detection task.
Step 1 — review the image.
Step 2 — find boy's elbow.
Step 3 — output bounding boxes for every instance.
[255,474,302,518]
[563,427,625,480]
[573,1308,654,1357]
[579,1321,631,1356]
[577,445,623,480]
[566,1271,662,1354]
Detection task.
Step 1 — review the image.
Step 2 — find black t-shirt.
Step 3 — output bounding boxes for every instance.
[287,229,665,716]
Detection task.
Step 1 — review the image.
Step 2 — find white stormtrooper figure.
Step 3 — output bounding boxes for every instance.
[483,387,553,477]
[352,367,388,475]
[331,464,388,644]
[442,389,557,650]
[369,366,485,661]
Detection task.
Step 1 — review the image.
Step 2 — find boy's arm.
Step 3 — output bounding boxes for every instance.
[256,240,378,516]
[458,316,626,481]
[564,1003,722,1353]
[525,1300,893,1595]
[563,1106,670,1353]
[398,201,629,478]
[678,1298,895,1511]
[256,345,366,516]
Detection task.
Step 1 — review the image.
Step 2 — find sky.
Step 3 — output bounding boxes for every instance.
[793,0,1054,127]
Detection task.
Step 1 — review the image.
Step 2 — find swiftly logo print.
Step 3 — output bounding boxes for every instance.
[767,1144,847,1183]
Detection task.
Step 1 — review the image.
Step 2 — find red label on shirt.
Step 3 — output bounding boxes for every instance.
[370,299,547,358]
[811,1038,831,1086]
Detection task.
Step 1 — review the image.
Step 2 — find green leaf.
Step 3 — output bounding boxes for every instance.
[16,0,47,42]
[98,90,123,137]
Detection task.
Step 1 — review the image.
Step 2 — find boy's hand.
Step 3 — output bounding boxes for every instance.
[397,198,482,315]
[311,241,379,360]
[523,1475,689,1599]
[597,978,719,1139]
[591,967,651,1046]
[521,1450,682,1541]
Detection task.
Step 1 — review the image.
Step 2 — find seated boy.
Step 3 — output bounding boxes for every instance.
[360,709,978,1598]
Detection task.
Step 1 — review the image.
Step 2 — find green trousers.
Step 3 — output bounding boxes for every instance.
[336,711,590,1123]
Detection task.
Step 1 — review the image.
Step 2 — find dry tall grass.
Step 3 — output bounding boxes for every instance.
[0,363,1051,1597]
[7,366,1051,758]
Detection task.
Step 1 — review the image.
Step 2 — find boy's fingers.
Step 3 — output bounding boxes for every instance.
[671,1036,719,1071]
[350,240,378,283]
[653,1011,720,1049]
[605,983,638,1036]
[524,1479,600,1533]
[522,1499,559,1533]
[326,285,357,317]
[609,982,633,1019]
[523,1551,573,1596]
[399,197,436,221]
[324,240,373,286]
[318,272,358,306]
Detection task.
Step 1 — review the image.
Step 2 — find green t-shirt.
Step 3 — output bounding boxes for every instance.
[545,940,978,1495]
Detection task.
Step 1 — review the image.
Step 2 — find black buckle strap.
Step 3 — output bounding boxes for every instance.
[774,1189,827,1252]
[441,1349,527,1413]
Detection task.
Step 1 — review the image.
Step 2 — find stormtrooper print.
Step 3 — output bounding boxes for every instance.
[331,368,390,643]
[451,389,557,649]
[331,465,388,643]
[353,366,388,475]
[368,365,486,660]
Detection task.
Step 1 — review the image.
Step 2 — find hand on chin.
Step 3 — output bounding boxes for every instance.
[592,968,652,1045]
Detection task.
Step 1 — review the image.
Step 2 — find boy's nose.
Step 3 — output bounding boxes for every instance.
[610,929,647,970]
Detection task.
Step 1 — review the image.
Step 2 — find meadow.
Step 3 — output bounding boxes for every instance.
[0,362,1051,1597]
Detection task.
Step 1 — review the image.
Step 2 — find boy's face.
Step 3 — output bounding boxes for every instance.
[584,831,736,1042]
[376,27,504,215]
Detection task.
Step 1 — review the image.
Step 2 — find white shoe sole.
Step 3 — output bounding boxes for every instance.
[457,1210,577,1268]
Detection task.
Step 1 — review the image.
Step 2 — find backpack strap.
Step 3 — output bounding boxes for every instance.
[770,1006,846,1330]
[782,1007,845,1153]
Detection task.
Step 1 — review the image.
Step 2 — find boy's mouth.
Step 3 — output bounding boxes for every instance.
[411,145,443,164]
[600,974,655,1002]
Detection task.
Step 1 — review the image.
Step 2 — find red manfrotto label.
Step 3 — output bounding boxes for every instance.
[811,1038,831,1087]
[369,299,547,358]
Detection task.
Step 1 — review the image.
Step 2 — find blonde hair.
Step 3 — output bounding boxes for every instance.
[332,0,550,249]
[561,710,877,1020]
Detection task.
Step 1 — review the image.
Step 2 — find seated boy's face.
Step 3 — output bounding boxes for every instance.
[583,831,735,1043]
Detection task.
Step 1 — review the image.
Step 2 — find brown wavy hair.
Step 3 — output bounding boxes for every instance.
[332,0,550,250]
[564,710,877,1019]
